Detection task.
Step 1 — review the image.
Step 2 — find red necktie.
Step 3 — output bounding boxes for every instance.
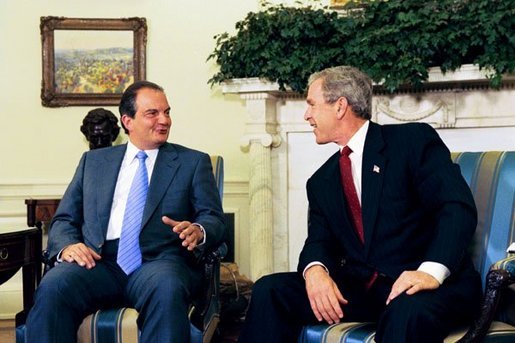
[339,146,364,244]
[339,146,378,289]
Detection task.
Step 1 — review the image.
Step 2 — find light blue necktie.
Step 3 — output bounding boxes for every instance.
[117,151,148,274]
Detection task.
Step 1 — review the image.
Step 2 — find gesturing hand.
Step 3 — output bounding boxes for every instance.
[162,216,204,251]
[386,270,440,305]
[305,265,348,324]
[62,243,101,269]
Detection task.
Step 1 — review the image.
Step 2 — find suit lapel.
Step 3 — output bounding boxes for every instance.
[141,143,179,227]
[361,122,385,256]
[96,145,127,235]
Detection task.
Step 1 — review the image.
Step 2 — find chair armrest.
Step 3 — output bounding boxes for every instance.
[492,255,515,276]
[458,256,515,342]
[190,242,228,330]
[41,249,56,275]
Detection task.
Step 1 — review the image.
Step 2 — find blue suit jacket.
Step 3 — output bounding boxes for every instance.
[47,142,225,265]
[298,122,478,283]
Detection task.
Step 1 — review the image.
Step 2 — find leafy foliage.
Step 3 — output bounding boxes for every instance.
[208,0,515,93]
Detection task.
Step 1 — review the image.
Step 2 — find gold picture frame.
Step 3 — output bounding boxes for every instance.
[40,17,147,107]
[330,0,352,8]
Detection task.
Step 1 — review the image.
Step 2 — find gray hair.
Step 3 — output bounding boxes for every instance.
[307,66,372,119]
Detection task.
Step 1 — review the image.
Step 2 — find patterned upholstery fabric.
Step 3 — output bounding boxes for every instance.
[77,309,139,343]
[76,308,203,343]
[300,151,515,343]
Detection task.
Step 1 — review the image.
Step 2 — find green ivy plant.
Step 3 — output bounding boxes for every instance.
[208,0,515,93]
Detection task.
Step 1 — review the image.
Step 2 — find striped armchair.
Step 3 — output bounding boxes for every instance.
[300,151,515,343]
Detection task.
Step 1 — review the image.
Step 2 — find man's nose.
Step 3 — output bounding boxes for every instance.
[158,112,171,123]
[304,108,311,121]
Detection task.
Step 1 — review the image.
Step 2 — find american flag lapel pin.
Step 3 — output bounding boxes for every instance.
[373,165,380,173]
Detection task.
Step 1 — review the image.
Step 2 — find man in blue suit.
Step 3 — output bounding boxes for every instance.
[238,66,482,342]
[26,81,225,342]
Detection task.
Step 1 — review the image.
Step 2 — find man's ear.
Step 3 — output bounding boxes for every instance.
[121,114,132,132]
[336,97,348,119]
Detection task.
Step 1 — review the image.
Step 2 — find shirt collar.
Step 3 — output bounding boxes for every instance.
[126,140,159,162]
[342,120,369,156]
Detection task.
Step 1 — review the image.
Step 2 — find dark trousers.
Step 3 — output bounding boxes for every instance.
[238,269,482,343]
[26,241,198,343]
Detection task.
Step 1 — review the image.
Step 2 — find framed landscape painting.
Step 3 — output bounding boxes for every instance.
[40,17,147,107]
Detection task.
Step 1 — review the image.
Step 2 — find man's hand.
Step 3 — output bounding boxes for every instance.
[386,270,440,305]
[305,265,348,324]
[62,243,101,269]
[162,216,204,251]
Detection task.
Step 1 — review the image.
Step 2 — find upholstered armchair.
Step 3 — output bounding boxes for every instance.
[16,155,227,343]
[300,151,515,343]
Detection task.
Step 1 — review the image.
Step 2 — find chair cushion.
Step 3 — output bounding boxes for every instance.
[299,321,515,343]
[78,308,139,343]
[299,323,376,343]
[77,308,203,343]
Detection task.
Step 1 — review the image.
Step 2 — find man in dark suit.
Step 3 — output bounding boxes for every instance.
[26,81,225,342]
[238,66,482,342]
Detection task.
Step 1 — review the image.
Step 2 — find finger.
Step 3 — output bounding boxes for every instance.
[335,288,348,306]
[73,248,91,268]
[173,222,192,234]
[162,216,179,227]
[178,225,193,239]
[89,248,102,260]
[181,233,194,246]
[319,297,339,324]
[309,298,323,322]
[387,283,404,305]
[387,282,412,305]
[184,233,200,250]
[326,296,343,323]
[406,283,423,295]
[77,245,97,268]
[314,298,331,323]
[65,251,75,263]
[181,226,201,242]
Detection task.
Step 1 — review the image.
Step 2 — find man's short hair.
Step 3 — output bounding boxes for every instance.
[119,80,164,133]
[308,66,372,120]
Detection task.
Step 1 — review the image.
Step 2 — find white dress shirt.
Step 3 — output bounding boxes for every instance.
[106,141,159,240]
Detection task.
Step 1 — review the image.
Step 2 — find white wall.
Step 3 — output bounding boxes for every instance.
[0,0,258,319]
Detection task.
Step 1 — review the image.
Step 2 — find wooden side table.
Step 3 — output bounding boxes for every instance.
[0,227,42,326]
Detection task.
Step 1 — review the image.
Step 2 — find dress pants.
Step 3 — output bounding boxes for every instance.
[238,269,481,343]
[26,240,199,343]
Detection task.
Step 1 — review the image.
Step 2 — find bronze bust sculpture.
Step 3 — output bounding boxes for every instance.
[80,108,121,150]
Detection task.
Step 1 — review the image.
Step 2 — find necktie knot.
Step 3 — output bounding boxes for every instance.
[341,146,352,157]
[136,151,148,161]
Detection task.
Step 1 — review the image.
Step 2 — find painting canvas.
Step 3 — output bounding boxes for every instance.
[41,17,147,107]
[54,30,134,94]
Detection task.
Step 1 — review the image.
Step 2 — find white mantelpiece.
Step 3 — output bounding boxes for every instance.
[223,66,515,279]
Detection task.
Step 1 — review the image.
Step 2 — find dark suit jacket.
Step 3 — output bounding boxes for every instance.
[298,122,477,284]
[47,142,225,265]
